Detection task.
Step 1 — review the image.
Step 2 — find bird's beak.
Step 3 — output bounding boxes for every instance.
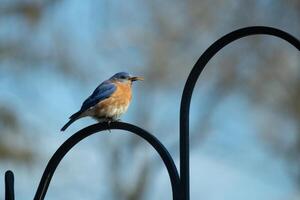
[130,76,144,81]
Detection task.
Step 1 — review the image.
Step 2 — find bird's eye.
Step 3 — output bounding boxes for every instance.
[120,75,127,79]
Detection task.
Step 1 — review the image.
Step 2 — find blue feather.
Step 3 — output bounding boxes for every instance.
[80,81,116,111]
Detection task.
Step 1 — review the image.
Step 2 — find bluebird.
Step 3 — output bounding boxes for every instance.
[61,72,143,131]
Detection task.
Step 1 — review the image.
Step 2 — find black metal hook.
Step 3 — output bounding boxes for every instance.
[33,122,181,200]
[180,26,300,200]
[5,170,14,200]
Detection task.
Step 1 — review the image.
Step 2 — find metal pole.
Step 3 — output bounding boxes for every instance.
[180,26,300,200]
[5,170,14,200]
[34,122,181,200]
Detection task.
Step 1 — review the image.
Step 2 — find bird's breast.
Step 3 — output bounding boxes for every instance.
[94,82,132,119]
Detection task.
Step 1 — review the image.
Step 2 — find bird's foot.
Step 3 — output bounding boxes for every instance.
[106,118,120,133]
[107,119,112,133]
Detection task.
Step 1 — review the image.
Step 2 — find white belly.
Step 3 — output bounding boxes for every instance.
[92,103,129,121]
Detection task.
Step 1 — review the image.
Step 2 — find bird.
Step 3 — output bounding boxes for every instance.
[61,72,143,131]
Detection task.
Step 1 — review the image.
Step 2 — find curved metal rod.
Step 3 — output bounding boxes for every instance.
[33,122,181,200]
[5,170,14,200]
[179,26,300,200]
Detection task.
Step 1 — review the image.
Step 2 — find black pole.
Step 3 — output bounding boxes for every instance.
[33,122,181,200]
[5,170,14,200]
[180,26,300,200]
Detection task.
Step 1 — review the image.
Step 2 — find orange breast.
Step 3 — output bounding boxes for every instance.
[94,82,132,118]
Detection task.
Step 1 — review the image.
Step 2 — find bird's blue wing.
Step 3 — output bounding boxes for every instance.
[80,81,116,111]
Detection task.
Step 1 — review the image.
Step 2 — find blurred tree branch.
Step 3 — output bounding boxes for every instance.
[0,0,60,24]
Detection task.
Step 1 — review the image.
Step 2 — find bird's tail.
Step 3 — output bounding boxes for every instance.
[61,111,82,132]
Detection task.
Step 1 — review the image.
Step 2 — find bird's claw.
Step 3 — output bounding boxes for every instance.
[106,119,120,133]
[107,120,111,133]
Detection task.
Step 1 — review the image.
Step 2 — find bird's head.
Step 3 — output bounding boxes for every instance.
[110,72,144,83]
